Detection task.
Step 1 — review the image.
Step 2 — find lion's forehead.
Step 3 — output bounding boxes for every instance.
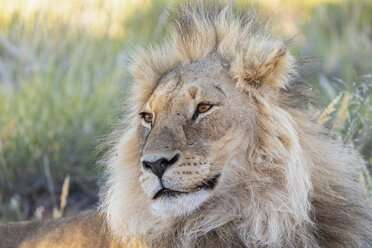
[148,57,232,113]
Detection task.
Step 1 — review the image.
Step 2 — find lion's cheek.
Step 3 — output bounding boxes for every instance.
[136,124,150,150]
[209,128,247,167]
[139,171,162,198]
[162,164,212,191]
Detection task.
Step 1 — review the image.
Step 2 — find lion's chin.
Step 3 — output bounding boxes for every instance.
[150,190,211,218]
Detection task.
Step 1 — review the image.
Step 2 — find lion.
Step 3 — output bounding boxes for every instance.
[1,1,372,248]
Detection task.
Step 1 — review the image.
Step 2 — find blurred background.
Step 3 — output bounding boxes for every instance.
[0,0,371,222]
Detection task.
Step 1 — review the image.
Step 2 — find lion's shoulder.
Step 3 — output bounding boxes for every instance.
[0,212,130,248]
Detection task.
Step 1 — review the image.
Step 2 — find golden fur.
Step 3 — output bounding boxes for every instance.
[1,1,371,248]
[0,212,123,248]
[100,1,372,247]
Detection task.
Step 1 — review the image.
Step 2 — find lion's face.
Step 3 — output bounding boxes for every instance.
[137,56,255,218]
[101,3,372,246]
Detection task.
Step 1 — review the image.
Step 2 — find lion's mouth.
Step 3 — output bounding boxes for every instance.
[153,174,220,200]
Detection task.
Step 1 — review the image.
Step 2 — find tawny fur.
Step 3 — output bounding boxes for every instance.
[99,1,372,248]
[0,1,371,248]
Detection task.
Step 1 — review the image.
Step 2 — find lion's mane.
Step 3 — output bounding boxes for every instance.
[99,2,372,247]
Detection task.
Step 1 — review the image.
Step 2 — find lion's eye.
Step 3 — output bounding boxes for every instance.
[197,103,213,113]
[192,103,213,120]
[140,112,153,124]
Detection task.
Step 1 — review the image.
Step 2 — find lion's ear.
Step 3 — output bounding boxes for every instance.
[229,42,294,90]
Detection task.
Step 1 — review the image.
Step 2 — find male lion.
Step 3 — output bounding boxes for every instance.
[1,1,372,248]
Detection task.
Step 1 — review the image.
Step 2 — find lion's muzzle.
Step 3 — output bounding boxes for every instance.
[142,153,180,179]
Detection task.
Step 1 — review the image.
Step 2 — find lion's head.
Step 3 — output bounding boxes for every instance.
[137,54,257,218]
[99,2,372,247]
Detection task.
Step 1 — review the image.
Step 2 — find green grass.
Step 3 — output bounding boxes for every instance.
[0,26,124,221]
[0,0,371,221]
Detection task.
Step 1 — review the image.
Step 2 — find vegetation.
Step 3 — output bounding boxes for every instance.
[0,0,371,221]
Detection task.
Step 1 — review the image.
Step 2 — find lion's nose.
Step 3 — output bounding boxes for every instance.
[142,154,180,178]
